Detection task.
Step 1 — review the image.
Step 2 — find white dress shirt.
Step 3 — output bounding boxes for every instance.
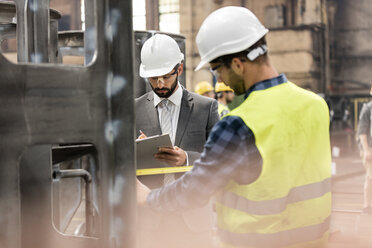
[153,82,182,144]
[153,83,189,165]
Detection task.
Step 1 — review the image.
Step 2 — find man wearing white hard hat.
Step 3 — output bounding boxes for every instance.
[137,7,332,248]
[136,33,219,248]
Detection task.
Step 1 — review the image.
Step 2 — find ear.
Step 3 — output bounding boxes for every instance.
[230,58,244,76]
[178,63,184,76]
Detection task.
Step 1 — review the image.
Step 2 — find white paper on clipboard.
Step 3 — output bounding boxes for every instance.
[136,133,173,169]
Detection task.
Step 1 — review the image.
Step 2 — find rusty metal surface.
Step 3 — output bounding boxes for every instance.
[0,1,136,248]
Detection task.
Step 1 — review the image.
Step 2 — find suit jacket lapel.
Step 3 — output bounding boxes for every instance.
[145,92,161,135]
[175,89,193,146]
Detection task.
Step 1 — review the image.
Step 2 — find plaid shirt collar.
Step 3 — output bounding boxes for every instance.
[244,74,288,99]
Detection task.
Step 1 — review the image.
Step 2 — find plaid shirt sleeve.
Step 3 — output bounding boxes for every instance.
[147,115,262,213]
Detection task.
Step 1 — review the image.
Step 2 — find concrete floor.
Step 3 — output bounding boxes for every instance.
[329,152,372,248]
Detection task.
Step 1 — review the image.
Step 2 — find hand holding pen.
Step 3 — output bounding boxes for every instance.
[137,130,147,140]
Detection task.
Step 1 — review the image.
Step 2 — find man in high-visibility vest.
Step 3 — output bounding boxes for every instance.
[215,82,235,117]
[137,6,332,248]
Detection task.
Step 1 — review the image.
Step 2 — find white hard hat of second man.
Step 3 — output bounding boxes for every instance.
[139,34,184,78]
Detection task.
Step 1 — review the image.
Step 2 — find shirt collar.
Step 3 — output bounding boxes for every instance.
[154,82,183,107]
[244,73,288,99]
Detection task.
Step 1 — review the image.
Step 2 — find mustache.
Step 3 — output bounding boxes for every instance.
[154,88,170,92]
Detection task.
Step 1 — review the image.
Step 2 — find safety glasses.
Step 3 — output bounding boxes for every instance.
[209,62,224,79]
[149,64,180,81]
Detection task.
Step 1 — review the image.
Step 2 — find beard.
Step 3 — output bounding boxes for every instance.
[227,71,246,95]
[151,76,178,98]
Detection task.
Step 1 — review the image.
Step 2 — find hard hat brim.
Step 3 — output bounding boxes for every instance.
[140,52,184,78]
[195,58,209,72]
[139,64,175,78]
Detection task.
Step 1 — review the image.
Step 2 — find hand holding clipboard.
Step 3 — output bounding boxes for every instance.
[136,133,173,169]
[136,131,187,168]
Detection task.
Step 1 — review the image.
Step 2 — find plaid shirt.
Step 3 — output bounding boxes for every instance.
[147,74,288,212]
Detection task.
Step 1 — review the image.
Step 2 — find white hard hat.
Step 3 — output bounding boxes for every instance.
[140,34,184,77]
[195,6,268,71]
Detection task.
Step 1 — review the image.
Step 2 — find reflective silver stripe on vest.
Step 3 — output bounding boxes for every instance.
[220,177,331,215]
[218,216,330,248]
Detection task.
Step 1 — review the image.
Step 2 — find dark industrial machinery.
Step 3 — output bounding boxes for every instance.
[0,0,137,247]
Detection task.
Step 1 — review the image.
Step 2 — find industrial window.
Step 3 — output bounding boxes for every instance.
[159,0,180,34]
[133,0,147,30]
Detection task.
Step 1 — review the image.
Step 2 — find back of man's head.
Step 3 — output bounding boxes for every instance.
[195,6,268,71]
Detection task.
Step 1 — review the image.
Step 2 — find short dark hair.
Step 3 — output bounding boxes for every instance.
[211,36,268,67]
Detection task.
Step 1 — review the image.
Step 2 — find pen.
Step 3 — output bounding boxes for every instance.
[138,130,147,140]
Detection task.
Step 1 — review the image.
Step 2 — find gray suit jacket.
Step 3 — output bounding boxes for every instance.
[136,88,219,238]
[136,88,219,188]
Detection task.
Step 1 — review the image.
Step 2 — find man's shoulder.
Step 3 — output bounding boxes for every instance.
[135,91,152,103]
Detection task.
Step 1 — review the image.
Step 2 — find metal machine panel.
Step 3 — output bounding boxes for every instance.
[0,1,136,248]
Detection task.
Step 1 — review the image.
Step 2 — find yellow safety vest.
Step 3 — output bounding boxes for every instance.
[216,82,331,248]
[218,102,230,117]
